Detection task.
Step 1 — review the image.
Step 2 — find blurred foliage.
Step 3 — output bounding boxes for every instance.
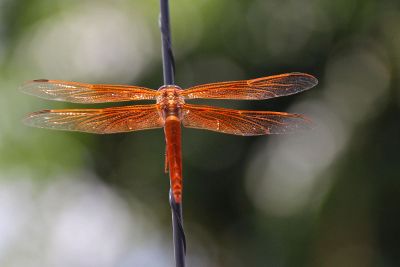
[0,0,399,266]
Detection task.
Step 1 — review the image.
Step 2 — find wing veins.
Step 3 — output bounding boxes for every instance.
[20,80,158,103]
[183,104,311,135]
[193,108,270,132]
[103,110,151,132]
[182,73,317,100]
[24,105,163,134]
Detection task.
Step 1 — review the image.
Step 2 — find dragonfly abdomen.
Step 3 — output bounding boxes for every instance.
[164,116,183,203]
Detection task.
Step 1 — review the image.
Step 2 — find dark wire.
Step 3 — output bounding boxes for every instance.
[159,1,186,266]
[160,23,176,83]
[170,190,187,253]
[159,0,176,85]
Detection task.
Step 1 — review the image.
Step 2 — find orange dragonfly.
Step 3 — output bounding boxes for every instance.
[21,73,317,203]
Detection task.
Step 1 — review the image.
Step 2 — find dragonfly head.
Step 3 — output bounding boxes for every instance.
[157,85,184,104]
[157,85,185,119]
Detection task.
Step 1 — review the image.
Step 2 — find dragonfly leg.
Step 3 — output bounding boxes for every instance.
[164,146,169,173]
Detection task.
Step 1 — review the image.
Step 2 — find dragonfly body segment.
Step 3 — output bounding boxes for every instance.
[157,85,185,203]
[156,85,185,120]
[164,116,183,203]
[21,73,318,203]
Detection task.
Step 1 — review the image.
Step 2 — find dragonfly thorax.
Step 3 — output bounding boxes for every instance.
[157,85,185,120]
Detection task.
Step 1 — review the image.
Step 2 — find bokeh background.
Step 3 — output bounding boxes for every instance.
[0,0,399,266]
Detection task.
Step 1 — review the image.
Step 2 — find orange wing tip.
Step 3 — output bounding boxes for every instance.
[296,73,319,87]
[279,72,318,84]
[22,110,89,132]
[251,111,315,135]
[19,79,49,87]
[22,110,50,126]
[271,113,315,134]
[249,72,318,89]
[19,79,55,98]
[19,79,94,103]
[291,72,318,84]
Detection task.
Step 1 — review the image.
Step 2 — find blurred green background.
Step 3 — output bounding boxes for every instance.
[0,0,399,266]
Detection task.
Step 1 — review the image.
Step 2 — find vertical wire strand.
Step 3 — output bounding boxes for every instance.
[159,1,186,267]
[160,0,175,85]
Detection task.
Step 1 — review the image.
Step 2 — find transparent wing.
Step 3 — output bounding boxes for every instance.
[182,104,312,136]
[24,105,163,134]
[182,73,317,100]
[20,79,158,103]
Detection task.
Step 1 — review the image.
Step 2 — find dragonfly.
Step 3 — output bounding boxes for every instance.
[21,72,317,203]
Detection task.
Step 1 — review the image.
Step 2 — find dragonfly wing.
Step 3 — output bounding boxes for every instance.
[20,79,158,103]
[24,105,163,134]
[182,104,312,136]
[182,73,317,100]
